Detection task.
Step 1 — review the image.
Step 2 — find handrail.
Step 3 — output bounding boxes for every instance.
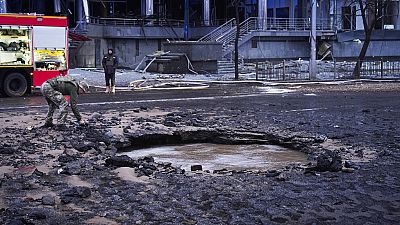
[198,18,236,42]
[216,17,256,49]
[88,16,186,27]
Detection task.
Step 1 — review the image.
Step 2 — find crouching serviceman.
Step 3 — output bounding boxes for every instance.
[41,76,89,127]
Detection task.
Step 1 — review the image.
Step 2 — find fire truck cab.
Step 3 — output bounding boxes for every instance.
[0,14,68,97]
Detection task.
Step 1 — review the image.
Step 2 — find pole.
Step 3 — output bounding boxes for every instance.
[234,1,239,80]
[54,0,61,13]
[184,0,189,41]
[309,0,317,80]
[203,0,210,26]
[256,62,259,81]
[258,0,267,29]
[0,0,6,13]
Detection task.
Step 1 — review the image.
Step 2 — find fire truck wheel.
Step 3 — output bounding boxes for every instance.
[3,73,28,97]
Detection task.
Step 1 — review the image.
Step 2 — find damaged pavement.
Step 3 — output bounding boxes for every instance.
[0,82,399,224]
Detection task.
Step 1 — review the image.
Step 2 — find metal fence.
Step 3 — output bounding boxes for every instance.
[254,59,400,81]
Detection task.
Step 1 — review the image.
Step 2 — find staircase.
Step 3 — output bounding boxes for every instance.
[217,60,235,75]
[198,18,258,75]
[69,22,90,67]
[69,22,90,49]
[198,17,258,59]
[198,18,236,42]
[217,17,258,58]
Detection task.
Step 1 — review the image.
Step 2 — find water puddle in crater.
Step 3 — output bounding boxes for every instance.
[121,143,308,172]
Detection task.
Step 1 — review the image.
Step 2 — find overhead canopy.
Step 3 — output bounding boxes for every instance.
[69,31,91,41]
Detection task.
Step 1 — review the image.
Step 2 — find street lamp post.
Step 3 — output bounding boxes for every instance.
[310,0,317,80]
[0,0,7,13]
[184,0,189,41]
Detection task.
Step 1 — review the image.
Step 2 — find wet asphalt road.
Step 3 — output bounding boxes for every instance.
[1,82,399,147]
[0,83,263,110]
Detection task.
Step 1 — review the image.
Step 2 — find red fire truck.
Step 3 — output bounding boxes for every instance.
[0,14,68,97]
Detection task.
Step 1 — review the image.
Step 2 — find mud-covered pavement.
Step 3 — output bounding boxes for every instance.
[1,82,400,225]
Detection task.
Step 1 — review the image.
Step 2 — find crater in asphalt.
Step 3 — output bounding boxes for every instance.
[120,143,308,172]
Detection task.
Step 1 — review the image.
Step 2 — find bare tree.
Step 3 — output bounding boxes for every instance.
[346,0,390,78]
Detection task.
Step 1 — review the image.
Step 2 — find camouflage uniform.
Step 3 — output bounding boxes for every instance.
[41,76,82,125]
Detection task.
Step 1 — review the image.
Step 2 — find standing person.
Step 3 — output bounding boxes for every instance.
[41,76,89,127]
[102,48,118,94]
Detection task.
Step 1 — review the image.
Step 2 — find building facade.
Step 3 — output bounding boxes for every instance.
[2,0,400,69]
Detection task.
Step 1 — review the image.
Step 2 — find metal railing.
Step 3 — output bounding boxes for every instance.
[201,17,334,56]
[198,18,236,42]
[217,17,257,52]
[254,59,400,81]
[88,16,186,27]
[260,18,332,31]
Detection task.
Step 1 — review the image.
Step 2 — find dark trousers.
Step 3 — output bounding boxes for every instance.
[105,73,115,86]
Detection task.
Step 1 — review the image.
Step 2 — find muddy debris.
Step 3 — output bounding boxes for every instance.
[60,186,91,204]
[106,155,184,177]
[1,84,399,225]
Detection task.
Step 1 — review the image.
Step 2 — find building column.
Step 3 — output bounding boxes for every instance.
[184,0,189,40]
[355,3,363,30]
[0,0,6,13]
[258,0,267,29]
[76,0,83,22]
[397,1,400,29]
[290,0,295,19]
[204,0,210,26]
[54,0,61,13]
[310,0,317,80]
[142,0,153,16]
[82,0,89,22]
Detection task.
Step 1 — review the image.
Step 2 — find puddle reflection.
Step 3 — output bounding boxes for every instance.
[121,143,308,172]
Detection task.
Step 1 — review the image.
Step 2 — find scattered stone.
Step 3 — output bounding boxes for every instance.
[58,154,77,163]
[163,120,176,127]
[344,160,360,170]
[271,215,289,224]
[60,186,91,204]
[32,168,45,176]
[105,131,114,139]
[213,169,229,174]
[0,147,14,155]
[276,173,287,181]
[63,163,82,175]
[91,112,102,120]
[105,155,136,168]
[143,156,155,163]
[42,195,56,206]
[73,141,96,152]
[264,170,281,177]
[6,219,25,225]
[191,165,203,172]
[341,167,355,173]
[315,151,343,172]
[29,208,48,220]
[56,136,64,142]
